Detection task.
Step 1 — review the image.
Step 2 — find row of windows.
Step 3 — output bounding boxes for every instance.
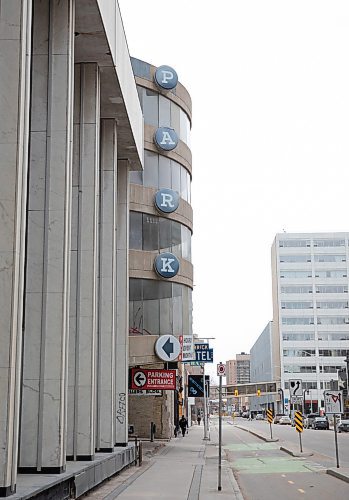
[129,279,192,336]
[280,270,347,278]
[282,316,349,325]
[283,332,349,341]
[130,151,191,203]
[129,212,192,261]
[280,254,347,263]
[283,349,348,357]
[284,381,317,390]
[284,365,345,374]
[281,301,349,309]
[137,87,191,146]
[279,239,346,248]
[281,285,348,294]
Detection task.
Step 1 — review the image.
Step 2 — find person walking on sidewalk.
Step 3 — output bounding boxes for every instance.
[179,415,188,437]
[197,415,201,425]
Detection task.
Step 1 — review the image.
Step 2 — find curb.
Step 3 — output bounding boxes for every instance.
[280,446,313,457]
[326,469,349,484]
[235,425,279,443]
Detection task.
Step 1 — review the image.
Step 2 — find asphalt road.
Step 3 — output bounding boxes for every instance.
[236,417,349,468]
[219,419,349,500]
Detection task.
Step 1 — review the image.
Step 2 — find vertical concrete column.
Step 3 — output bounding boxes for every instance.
[19,0,74,472]
[0,0,32,495]
[115,160,130,446]
[68,63,100,460]
[96,120,117,451]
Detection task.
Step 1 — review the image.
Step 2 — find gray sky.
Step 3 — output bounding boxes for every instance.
[119,0,349,377]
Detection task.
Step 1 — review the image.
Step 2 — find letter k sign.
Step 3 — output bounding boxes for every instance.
[154,252,179,278]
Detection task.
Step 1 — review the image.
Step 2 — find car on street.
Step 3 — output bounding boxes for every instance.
[278,416,292,425]
[273,414,286,424]
[337,419,349,433]
[312,416,329,430]
[255,413,264,420]
[305,413,320,429]
[241,411,249,418]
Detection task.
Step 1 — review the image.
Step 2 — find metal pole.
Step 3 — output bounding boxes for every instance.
[203,365,208,440]
[270,422,273,440]
[299,432,303,453]
[334,414,340,468]
[218,374,222,491]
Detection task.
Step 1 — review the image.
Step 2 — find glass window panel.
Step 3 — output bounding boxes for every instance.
[159,217,172,252]
[158,156,171,189]
[143,298,159,335]
[281,301,313,309]
[180,166,187,201]
[142,89,158,127]
[180,109,191,146]
[143,151,158,188]
[142,214,159,250]
[129,300,143,334]
[160,296,172,334]
[279,239,310,247]
[171,160,181,193]
[281,286,313,293]
[280,271,312,278]
[129,278,142,301]
[316,301,349,309]
[314,254,346,262]
[280,255,311,263]
[282,317,314,325]
[171,221,181,257]
[159,95,171,127]
[187,171,191,204]
[315,270,347,278]
[313,239,345,247]
[170,101,180,135]
[129,170,143,185]
[316,285,348,293]
[173,293,183,335]
[129,212,142,249]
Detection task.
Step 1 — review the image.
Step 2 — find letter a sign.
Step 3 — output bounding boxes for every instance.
[154,127,178,151]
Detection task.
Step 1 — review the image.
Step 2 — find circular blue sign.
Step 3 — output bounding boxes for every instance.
[154,253,179,278]
[154,127,178,151]
[155,189,179,214]
[154,65,178,90]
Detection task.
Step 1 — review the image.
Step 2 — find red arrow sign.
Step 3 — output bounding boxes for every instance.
[130,368,176,390]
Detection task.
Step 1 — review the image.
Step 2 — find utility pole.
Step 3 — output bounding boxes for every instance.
[217,362,226,492]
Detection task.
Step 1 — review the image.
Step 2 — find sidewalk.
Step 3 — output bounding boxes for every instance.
[86,425,243,499]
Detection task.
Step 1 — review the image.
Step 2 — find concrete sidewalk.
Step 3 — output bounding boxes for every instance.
[85,425,243,499]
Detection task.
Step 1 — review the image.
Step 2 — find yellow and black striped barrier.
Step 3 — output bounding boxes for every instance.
[267,409,273,424]
[294,411,303,433]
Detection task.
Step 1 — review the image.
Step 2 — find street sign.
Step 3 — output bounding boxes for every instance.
[217,363,226,376]
[289,379,303,397]
[196,349,213,363]
[178,334,195,361]
[187,375,209,398]
[324,391,343,414]
[130,368,176,390]
[294,411,303,433]
[290,395,303,404]
[155,335,181,361]
[129,389,162,396]
[267,409,273,424]
[194,343,210,351]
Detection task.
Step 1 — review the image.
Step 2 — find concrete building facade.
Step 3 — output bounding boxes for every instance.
[128,58,193,439]
[272,232,349,413]
[0,1,142,496]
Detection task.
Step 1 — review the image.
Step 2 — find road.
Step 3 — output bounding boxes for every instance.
[234,417,349,468]
[217,418,349,500]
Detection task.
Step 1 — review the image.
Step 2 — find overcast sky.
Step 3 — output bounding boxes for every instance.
[119,0,349,377]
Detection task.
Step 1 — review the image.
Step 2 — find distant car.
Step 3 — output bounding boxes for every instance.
[305,413,320,429]
[337,419,349,433]
[241,412,249,418]
[312,417,329,430]
[279,416,292,425]
[255,413,264,420]
[273,414,286,424]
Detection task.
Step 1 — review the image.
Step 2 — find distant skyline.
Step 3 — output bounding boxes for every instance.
[119,1,349,377]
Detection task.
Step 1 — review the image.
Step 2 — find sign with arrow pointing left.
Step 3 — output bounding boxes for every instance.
[155,335,181,362]
[130,368,176,390]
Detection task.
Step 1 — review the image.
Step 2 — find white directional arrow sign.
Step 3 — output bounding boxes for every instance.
[133,371,147,388]
[155,335,181,362]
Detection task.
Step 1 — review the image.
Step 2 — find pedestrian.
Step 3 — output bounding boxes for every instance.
[174,423,179,437]
[197,415,201,425]
[179,415,188,437]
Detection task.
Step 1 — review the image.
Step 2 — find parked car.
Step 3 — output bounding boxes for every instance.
[305,413,320,429]
[273,414,286,424]
[337,419,349,433]
[255,413,264,420]
[312,417,329,430]
[241,411,249,418]
[279,416,292,425]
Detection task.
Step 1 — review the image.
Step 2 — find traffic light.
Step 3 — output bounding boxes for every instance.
[257,389,261,396]
[234,389,239,396]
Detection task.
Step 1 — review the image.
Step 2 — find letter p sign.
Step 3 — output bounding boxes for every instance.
[154,65,178,90]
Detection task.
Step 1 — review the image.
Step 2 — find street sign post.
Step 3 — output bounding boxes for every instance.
[324,390,343,468]
[155,335,181,362]
[289,379,303,397]
[294,411,303,453]
[267,409,273,439]
[217,363,226,377]
[217,363,224,491]
[178,335,195,361]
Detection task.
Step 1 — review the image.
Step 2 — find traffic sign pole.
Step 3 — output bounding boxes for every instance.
[334,414,340,468]
[294,411,303,453]
[267,409,273,439]
[218,364,223,491]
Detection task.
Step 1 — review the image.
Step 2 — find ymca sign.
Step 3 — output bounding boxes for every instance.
[130,368,176,390]
[154,252,179,278]
[154,127,178,151]
[155,188,179,214]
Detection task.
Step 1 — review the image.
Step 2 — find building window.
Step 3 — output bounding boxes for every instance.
[282,332,315,341]
[318,332,349,341]
[285,381,317,390]
[314,254,346,262]
[315,270,347,278]
[280,271,312,278]
[284,365,317,373]
[313,239,345,247]
[281,301,313,309]
[320,365,345,373]
[283,349,315,357]
[281,286,313,294]
[316,301,349,309]
[317,316,349,325]
[315,285,348,293]
[279,255,311,263]
[279,239,311,247]
[282,317,314,325]
[319,349,349,357]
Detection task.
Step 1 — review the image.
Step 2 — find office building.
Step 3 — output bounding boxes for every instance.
[0,1,142,496]
[272,233,349,413]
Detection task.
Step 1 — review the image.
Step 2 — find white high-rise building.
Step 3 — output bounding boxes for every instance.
[272,233,349,413]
